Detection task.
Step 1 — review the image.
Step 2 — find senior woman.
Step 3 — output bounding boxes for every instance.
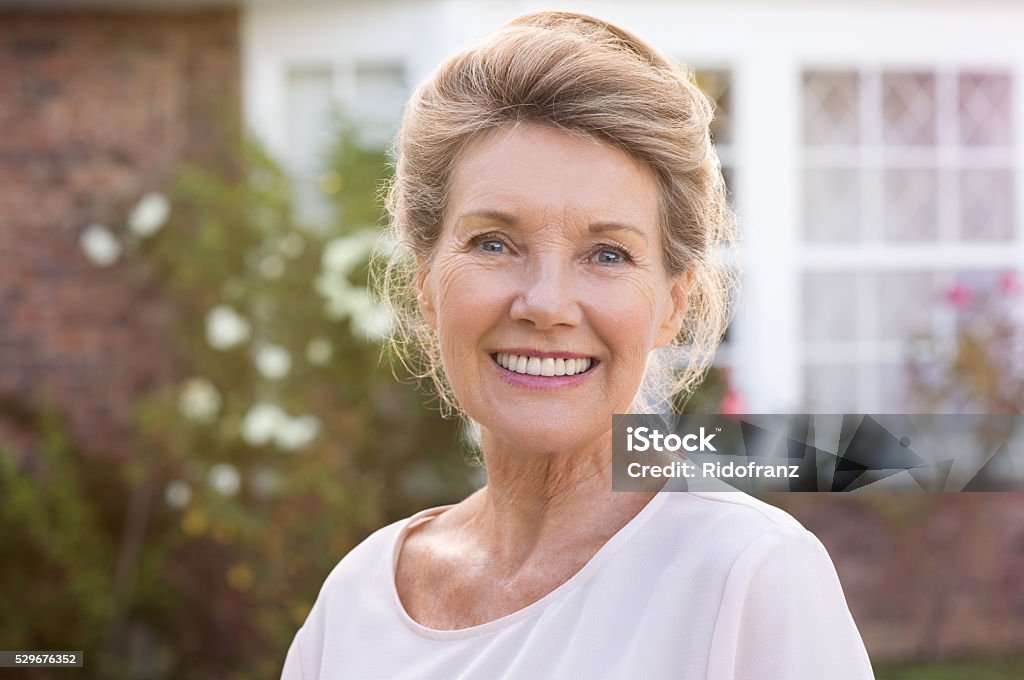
[282,11,873,680]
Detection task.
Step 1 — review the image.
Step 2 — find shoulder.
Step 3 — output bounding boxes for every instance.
[678,495,874,678]
[639,491,856,610]
[649,491,815,564]
[666,490,807,534]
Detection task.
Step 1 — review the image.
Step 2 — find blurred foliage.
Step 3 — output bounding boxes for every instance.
[907,273,1023,414]
[1,117,478,679]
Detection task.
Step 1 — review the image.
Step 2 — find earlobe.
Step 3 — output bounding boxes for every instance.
[655,272,692,348]
[415,257,437,329]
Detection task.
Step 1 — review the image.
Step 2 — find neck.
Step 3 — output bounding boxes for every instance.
[462,425,657,573]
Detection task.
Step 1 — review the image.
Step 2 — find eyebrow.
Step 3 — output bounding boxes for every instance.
[456,210,649,242]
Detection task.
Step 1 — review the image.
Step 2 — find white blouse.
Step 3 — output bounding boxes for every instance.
[281,491,875,679]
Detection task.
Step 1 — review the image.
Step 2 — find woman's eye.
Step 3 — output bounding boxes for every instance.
[593,248,628,265]
[478,239,506,254]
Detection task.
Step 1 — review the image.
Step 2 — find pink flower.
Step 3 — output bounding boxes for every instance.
[720,388,746,416]
[944,282,973,308]
[997,271,1020,297]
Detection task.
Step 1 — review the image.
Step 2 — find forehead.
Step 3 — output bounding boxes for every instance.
[446,123,661,232]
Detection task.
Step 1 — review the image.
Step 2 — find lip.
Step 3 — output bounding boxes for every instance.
[489,352,598,390]
[491,348,595,360]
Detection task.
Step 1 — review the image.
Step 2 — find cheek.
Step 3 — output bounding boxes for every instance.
[582,276,664,356]
[431,260,508,357]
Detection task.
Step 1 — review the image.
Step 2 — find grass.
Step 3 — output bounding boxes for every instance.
[875,656,1024,680]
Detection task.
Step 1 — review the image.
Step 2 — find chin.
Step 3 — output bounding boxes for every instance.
[476,409,607,453]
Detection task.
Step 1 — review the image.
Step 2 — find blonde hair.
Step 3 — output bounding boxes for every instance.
[379,10,737,416]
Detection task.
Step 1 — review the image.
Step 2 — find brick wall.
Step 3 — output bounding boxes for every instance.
[783,493,1024,663]
[0,9,239,458]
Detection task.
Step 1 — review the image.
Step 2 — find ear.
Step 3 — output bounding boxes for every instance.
[654,271,692,348]
[415,255,437,329]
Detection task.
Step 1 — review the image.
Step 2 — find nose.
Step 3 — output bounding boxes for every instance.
[509,254,582,329]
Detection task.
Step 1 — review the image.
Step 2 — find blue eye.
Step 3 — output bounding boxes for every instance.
[594,248,626,265]
[479,239,505,254]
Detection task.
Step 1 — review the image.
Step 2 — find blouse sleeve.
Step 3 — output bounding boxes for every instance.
[707,527,876,680]
[279,628,306,680]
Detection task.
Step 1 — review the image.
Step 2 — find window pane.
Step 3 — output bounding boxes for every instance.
[803,167,862,242]
[803,71,860,146]
[803,271,859,342]
[285,66,335,228]
[883,72,937,147]
[959,167,1016,242]
[882,167,939,242]
[353,62,406,148]
[804,363,859,412]
[959,71,1014,147]
[695,68,733,145]
[877,271,936,341]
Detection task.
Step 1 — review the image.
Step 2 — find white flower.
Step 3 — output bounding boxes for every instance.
[241,402,286,446]
[208,463,241,497]
[178,377,221,423]
[352,301,393,341]
[342,288,393,341]
[279,233,305,258]
[322,230,377,275]
[240,402,320,451]
[206,305,251,350]
[373,231,401,258]
[306,337,333,365]
[128,192,170,237]
[164,480,192,509]
[80,223,121,267]
[258,254,286,280]
[276,414,321,451]
[254,344,291,380]
[315,271,353,320]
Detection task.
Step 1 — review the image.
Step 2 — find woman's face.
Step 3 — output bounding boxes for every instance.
[418,123,688,452]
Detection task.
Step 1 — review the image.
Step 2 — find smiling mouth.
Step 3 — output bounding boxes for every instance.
[491,352,597,377]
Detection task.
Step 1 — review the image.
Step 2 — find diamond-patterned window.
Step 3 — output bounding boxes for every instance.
[803,71,860,146]
[693,68,738,353]
[799,68,1019,412]
[882,72,937,147]
[694,68,735,204]
[802,68,1016,245]
[959,72,1013,147]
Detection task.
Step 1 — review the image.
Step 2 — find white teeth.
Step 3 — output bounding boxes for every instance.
[496,353,594,376]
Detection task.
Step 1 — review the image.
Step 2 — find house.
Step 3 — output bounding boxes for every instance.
[242,0,1024,414]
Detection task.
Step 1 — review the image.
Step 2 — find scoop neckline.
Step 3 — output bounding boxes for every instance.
[388,490,670,641]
